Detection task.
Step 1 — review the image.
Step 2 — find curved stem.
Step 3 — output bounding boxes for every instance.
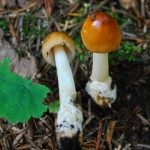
[53,45,83,146]
[54,45,76,102]
[91,53,109,82]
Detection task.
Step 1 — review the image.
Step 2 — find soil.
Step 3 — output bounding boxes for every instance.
[80,61,150,150]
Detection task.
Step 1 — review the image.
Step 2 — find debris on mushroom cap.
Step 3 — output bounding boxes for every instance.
[81,12,122,53]
[41,32,76,66]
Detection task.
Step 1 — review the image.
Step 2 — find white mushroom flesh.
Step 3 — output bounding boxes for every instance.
[54,45,83,141]
[87,53,116,106]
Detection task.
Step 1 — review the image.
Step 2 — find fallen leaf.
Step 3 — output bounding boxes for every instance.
[5,0,17,8]
[145,19,150,29]
[1,0,7,7]
[0,40,37,78]
[14,56,37,78]
[0,40,19,69]
[118,0,141,17]
[144,66,150,75]
[17,0,29,7]
[17,0,42,9]
[0,28,4,40]
[106,121,116,145]
[145,1,150,17]
[15,144,32,150]
[44,0,54,15]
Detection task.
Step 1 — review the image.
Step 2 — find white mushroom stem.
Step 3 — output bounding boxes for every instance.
[86,52,116,107]
[54,45,83,144]
[54,45,76,102]
[91,53,109,82]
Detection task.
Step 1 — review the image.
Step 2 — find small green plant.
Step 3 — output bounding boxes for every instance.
[22,13,46,40]
[107,10,137,32]
[0,58,50,123]
[107,10,128,25]
[74,34,84,50]
[75,50,90,63]
[49,100,60,113]
[0,18,8,32]
[110,41,142,63]
[74,33,90,62]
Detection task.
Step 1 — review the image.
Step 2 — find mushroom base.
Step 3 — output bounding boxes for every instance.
[86,77,116,107]
[56,96,83,149]
[57,133,82,150]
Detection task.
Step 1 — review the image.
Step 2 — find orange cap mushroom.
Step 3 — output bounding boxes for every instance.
[81,12,121,53]
[81,12,121,107]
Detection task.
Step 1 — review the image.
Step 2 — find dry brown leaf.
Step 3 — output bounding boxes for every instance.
[144,66,150,75]
[12,130,26,148]
[5,0,17,9]
[118,0,141,17]
[0,40,37,78]
[17,0,29,7]
[14,55,37,78]
[96,122,102,150]
[145,0,150,17]
[17,0,42,9]
[1,0,7,7]
[15,144,32,150]
[46,138,55,149]
[106,121,116,145]
[145,19,150,28]
[44,0,54,15]
[0,28,4,39]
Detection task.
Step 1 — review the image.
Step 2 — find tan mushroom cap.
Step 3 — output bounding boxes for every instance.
[81,12,122,53]
[42,32,75,66]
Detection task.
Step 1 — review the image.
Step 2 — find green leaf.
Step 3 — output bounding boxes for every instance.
[0,58,50,123]
[49,100,60,113]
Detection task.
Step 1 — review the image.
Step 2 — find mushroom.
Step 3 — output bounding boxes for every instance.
[42,32,83,148]
[81,12,121,107]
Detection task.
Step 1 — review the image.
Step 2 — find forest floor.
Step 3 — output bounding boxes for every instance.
[0,0,150,150]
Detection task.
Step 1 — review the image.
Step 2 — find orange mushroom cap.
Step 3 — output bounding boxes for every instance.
[81,12,121,53]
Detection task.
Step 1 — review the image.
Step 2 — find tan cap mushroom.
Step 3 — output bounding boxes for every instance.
[41,31,83,149]
[42,32,75,66]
